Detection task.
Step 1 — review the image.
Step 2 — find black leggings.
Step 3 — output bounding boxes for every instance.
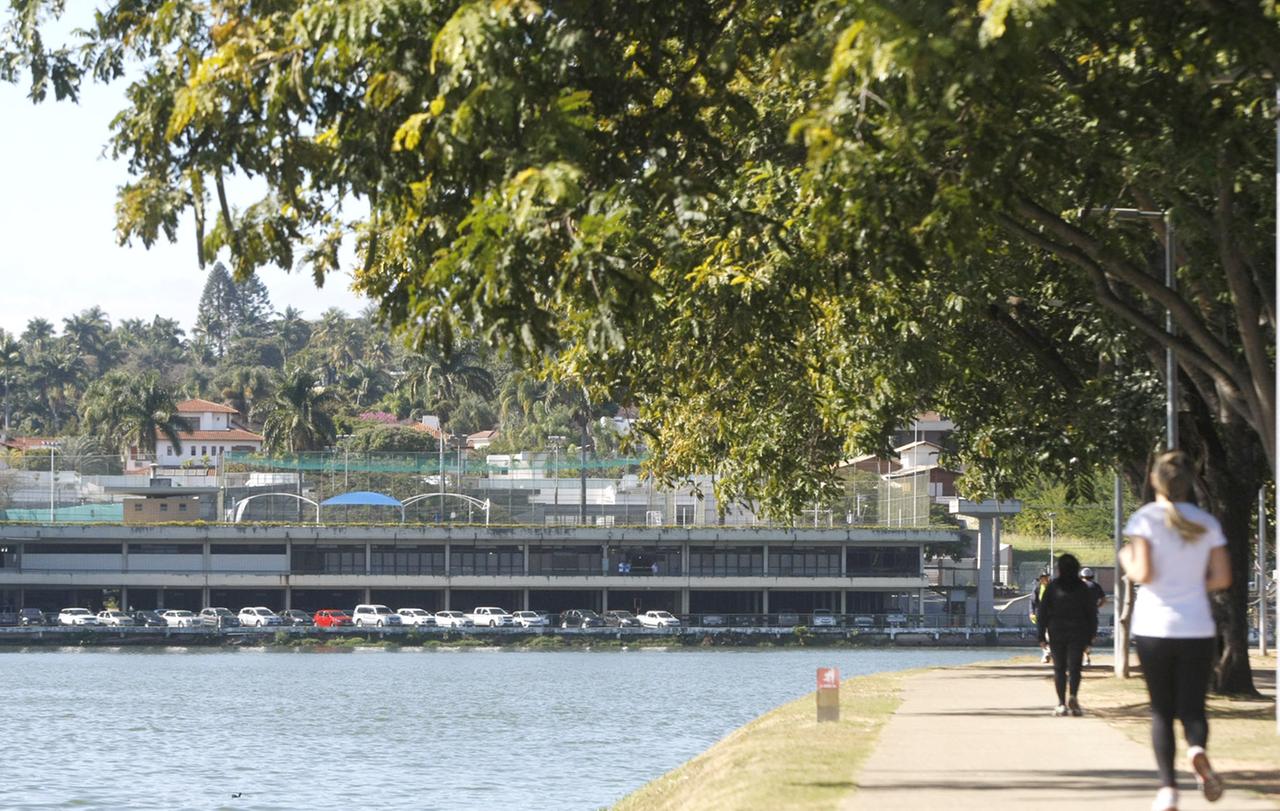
[1134,635,1215,788]
[1048,636,1086,704]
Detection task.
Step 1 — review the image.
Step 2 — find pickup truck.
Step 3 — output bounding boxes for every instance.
[467,606,514,627]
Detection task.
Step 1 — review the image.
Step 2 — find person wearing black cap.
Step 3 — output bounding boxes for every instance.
[1080,567,1106,666]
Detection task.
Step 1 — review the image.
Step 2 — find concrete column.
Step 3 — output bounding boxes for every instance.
[443,587,451,610]
[761,543,769,575]
[993,517,1003,584]
[364,543,372,575]
[122,543,129,574]
[679,588,689,614]
[840,545,847,577]
[120,586,129,611]
[601,589,609,613]
[840,590,847,615]
[202,541,211,576]
[600,544,607,575]
[284,588,292,610]
[976,516,994,625]
[364,587,372,604]
[443,542,451,575]
[762,590,770,615]
[522,588,530,611]
[524,544,531,576]
[201,586,210,608]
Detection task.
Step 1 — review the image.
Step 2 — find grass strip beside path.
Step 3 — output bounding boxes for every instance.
[613,670,909,811]
[1084,652,1279,803]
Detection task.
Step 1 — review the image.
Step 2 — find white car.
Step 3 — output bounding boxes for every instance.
[811,609,837,627]
[512,610,548,628]
[468,606,514,627]
[353,604,403,627]
[638,610,681,628]
[434,610,474,628]
[396,608,437,627]
[58,608,101,626]
[161,609,199,628]
[96,610,136,627]
[238,606,283,627]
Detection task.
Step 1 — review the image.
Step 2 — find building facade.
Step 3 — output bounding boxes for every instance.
[0,524,957,619]
[150,399,263,468]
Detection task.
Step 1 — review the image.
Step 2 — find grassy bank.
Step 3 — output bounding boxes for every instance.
[1085,653,1279,802]
[1003,531,1117,568]
[612,670,908,811]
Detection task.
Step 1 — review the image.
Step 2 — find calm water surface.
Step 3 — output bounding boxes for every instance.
[0,646,1019,810]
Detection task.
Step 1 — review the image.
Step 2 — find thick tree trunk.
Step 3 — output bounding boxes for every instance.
[1184,402,1264,696]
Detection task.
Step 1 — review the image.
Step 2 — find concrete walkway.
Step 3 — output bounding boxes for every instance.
[843,657,1276,810]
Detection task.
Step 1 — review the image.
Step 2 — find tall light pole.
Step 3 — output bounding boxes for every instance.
[1090,207,1178,449]
[548,435,565,514]
[1046,511,1056,574]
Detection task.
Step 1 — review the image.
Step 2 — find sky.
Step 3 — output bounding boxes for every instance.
[0,75,369,338]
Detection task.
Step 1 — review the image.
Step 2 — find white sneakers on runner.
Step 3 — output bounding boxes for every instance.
[1151,786,1178,811]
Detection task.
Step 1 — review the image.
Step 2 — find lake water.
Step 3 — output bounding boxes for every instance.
[0,646,1020,810]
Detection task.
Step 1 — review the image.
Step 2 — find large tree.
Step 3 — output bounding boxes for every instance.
[253,366,338,454]
[3,0,1274,690]
[80,371,185,463]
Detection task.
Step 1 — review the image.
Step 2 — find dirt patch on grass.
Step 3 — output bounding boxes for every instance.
[1083,653,1278,804]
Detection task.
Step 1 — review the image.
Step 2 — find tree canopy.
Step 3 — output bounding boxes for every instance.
[3,0,1276,689]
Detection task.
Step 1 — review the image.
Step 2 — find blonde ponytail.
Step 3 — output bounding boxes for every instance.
[1152,450,1207,542]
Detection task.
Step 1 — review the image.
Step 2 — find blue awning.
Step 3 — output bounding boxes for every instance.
[320,491,403,508]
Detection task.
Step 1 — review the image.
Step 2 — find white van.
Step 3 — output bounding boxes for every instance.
[352,604,403,627]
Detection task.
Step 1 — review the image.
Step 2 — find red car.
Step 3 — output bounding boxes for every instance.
[314,609,354,628]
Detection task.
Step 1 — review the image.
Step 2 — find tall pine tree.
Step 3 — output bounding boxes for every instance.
[194,262,273,357]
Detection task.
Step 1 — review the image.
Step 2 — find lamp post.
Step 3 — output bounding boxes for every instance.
[548,435,566,514]
[1089,207,1177,450]
[1046,511,1056,573]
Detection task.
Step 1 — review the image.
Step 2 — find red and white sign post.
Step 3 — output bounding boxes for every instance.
[816,667,840,722]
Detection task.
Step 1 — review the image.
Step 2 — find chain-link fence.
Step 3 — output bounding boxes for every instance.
[0,449,940,528]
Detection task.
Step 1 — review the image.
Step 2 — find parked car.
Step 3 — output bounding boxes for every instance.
[560,609,606,629]
[199,607,242,629]
[603,610,641,628]
[811,609,837,627]
[314,609,354,628]
[58,608,100,626]
[130,610,167,627]
[352,604,403,627]
[699,613,726,627]
[278,609,314,627]
[160,609,199,628]
[434,610,474,628]
[852,615,876,629]
[775,612,801,628]
[396,608,438,627]
[637,610,680,628]
[468,607,514,627]
[238,607,283,627]
[18,608,48,626]
[96,610,136,627]
[512,610,548,628]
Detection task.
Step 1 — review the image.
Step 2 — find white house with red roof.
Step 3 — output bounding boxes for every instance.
[152,399,264,467]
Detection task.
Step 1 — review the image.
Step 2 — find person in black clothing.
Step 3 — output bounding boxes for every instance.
[1079,567,1106,667]
[1036,553,1098,716]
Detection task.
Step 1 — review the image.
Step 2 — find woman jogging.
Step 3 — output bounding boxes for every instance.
[1035,553,1096,716]
[1120,450,1232,811]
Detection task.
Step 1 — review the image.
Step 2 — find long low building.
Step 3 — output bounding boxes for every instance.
[0,524,964,619]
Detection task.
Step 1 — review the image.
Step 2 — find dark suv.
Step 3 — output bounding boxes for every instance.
[18,608,47,626]
[560,609,606,629]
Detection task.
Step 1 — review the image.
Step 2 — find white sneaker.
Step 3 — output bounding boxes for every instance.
[1151,786,1178,811]
[1084,653,1091,667]
[1040,650,1051,663]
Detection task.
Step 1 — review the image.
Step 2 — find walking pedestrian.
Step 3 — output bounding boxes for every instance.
[1120,450,1232,811]
[1036,553,1097,717]
[1080,567,1106,667]
[1030,570,1052,663]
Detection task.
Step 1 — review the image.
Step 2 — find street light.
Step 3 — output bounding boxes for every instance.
[1046,511,1056,574]
[548,435,566,511]
[1088,206,1177,450]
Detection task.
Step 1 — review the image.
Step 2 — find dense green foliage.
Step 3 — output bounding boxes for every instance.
[2,0,1275,690]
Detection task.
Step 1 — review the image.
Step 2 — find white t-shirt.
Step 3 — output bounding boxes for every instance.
[1124,501,1226,639]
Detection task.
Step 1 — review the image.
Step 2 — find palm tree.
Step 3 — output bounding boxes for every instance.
[216,365,273,417]
[253,366,338,454]
[397,344,496,424]
[62,307,117,373]
[27,344,87,433]
[80,371,186,465]
[0,329,23,437]
[274,306,311,358]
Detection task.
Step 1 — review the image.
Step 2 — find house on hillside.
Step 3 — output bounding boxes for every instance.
[148,399,264,468]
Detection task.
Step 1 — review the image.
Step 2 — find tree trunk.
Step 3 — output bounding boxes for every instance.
[1185,401,1264,696]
